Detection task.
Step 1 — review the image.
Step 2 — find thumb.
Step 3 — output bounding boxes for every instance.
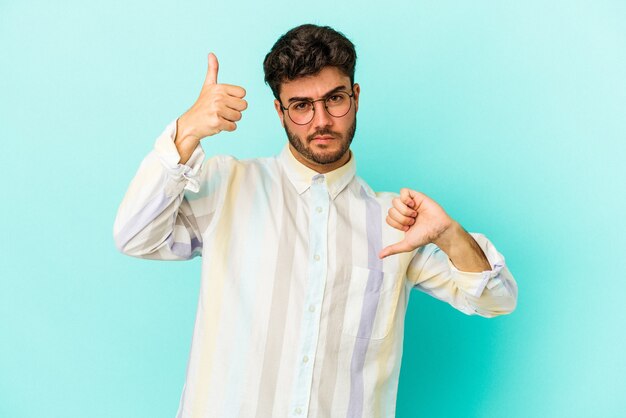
[378,240,414,259]
[204,52,219,85]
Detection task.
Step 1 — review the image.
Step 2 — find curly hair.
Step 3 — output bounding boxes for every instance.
[263,24,357,101]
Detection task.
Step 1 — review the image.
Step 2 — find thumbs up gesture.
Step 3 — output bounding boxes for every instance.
[175,53,248,164]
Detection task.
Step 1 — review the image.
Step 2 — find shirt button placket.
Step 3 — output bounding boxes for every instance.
[290,174,329,417]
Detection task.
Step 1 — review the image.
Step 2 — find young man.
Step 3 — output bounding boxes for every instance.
[114,24,517,418]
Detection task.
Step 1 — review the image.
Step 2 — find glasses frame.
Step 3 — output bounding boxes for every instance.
[279,86,355,125]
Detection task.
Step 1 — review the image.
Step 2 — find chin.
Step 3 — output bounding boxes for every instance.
[310,150,346,165]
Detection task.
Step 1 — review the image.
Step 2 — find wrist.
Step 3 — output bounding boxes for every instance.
[175,116,200,145]
[432,219,462,253]
[434,222,491,272]
[174,117,202,165]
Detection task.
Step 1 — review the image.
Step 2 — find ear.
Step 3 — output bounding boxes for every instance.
[352,83,361,113]
[274,99,285,127]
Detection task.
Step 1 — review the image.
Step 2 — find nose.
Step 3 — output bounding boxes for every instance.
[311,100,333,129]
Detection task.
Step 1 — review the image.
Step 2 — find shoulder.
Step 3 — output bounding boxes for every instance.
[202,153,275,171]
[353,176,399,208]
[202,154,282,188]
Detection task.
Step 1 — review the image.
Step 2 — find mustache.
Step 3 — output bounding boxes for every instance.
[307,129,342,142]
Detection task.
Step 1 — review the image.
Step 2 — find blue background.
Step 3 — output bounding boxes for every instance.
[1,1,625,417]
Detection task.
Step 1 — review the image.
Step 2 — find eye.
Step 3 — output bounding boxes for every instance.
[292,101,311,111]
[327,94,343,103]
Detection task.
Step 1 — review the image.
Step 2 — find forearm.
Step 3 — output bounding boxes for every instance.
[433,221,491,272]
[411,232,518,317]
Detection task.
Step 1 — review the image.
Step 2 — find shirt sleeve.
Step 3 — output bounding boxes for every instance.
[112,119,231,260]
[406,233,518,317]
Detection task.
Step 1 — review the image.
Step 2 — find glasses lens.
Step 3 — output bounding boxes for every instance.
[325,92,351,117]
[288,101,314,125]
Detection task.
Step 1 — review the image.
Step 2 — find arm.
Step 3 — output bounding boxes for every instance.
[113,119,214,260]
[408,233,517,317]
[113,52,247,260]
[380,188,517,316]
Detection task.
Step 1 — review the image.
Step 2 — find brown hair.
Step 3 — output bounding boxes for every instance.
[263,24,357,101]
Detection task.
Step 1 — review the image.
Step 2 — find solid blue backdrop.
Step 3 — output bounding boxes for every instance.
[1,1,625,417]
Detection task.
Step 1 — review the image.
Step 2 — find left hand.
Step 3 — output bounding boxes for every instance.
[379,188,454,259]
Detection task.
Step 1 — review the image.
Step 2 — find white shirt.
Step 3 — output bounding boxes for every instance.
[113,119,517,418]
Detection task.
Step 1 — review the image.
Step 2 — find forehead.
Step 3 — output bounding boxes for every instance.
[280,66,351,100]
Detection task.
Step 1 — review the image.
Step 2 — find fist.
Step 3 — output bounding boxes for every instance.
[379,188,454,259]
[175,53,248,160]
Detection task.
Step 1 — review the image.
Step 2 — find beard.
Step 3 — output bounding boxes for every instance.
[283,116,357,165]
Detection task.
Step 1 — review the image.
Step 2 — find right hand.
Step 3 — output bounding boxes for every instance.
[175,53,248,163]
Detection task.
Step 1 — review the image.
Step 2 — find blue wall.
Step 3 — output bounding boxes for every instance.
[1,1,625,417]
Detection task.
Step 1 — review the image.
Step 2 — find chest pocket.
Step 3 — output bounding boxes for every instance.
[342,266,403,340]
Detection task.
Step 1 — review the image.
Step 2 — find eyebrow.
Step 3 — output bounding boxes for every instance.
[286,85,349,103]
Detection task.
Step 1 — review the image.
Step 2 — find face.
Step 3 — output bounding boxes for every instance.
[274,66,360,173]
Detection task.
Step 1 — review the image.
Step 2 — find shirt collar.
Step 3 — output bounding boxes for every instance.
[277,143,356,200]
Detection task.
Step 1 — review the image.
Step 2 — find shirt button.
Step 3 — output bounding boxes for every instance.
[316,206,322,213]
[302,355,309,363]
[314,254,320,261]
[295,407,302,414]
[308,305,315,312]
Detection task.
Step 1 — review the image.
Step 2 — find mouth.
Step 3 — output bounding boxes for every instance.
[311,135,334,143]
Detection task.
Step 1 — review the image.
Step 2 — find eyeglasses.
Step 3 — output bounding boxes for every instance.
[280,88,355,125]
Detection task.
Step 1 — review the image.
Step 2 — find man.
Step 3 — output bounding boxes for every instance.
[114,24,517,418]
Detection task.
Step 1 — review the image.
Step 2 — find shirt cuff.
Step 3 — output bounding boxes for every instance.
[153,118,205,193]
[447,233,506,298]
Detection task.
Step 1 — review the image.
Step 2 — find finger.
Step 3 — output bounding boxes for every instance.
[392,197,417,217]
[218,116,237,132]
[221,84,247,98]
[224,96,248,112]
[407,189,428,210]
[386,215,410,232]
[204,52,219,85]
[400,188,414,208]
[388,207,415,226]
[379,240,414,259]
[218,107,242,122]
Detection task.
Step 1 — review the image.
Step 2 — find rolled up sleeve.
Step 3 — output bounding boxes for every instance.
[407,233,518,317]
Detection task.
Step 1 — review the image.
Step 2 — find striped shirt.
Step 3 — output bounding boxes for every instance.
[113,119,518,418]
